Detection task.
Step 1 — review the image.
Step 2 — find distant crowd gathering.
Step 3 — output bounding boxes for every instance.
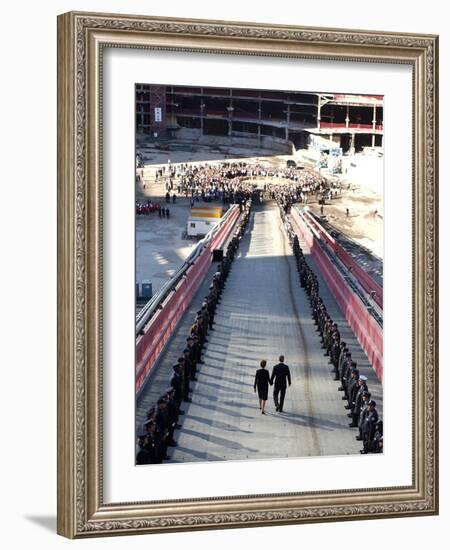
[152,161,341,206]
[267,173,341,213]
[136,160,343,219]
[136,199,252,465]
[156,161,263,203]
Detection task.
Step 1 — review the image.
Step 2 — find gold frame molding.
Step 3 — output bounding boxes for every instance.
[57,11,439,538]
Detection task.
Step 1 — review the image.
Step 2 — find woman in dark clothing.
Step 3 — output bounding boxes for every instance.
[254,360,271,414]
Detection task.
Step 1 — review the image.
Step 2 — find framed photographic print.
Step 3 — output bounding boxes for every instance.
[57,11,438,538]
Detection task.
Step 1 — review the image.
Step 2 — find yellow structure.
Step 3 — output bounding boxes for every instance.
[190,206,223,219]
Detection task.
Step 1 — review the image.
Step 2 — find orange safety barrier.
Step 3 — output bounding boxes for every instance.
[303,211,383,309]
[135,206,240,393]
[291,209,383,382]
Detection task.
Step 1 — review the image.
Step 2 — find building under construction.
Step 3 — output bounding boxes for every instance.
[135,84,383,154]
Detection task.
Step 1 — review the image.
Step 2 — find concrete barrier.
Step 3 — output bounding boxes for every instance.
[136,206,240,393]
[291,209,383,381]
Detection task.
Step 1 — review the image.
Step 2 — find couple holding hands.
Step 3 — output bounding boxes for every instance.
[254,355,292,414]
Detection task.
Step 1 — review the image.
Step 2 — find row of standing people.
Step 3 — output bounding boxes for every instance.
[136,200,252,465]
[291,232,383,455]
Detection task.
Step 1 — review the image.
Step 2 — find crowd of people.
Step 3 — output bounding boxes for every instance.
[150,161,341,208]
[267,173,341,212]
[135,200,172,218]
[137,161,343,225]
[136,200,252,465]
[155,161,256,203]
[135,200,161,215]
[291,231,383,455]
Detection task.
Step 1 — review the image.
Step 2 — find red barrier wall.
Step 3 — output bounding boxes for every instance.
[303,211,383,309]
[135,206,240,393]
[291,209,383,381]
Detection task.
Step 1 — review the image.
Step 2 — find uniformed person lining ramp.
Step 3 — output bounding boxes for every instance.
[168,202,381,463]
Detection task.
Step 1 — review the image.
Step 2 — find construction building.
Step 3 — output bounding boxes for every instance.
[135,84,383,154]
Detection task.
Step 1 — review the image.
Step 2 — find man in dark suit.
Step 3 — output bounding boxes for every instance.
[270,355,292,412]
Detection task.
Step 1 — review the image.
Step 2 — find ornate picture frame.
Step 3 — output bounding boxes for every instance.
[57,11,438,538]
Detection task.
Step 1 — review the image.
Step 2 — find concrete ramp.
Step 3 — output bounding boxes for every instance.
[168,203,382,463]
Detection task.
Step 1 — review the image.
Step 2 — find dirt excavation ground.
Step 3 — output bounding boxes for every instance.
[307,183,383,260]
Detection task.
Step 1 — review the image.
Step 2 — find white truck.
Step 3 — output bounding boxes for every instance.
[185,206,224,239]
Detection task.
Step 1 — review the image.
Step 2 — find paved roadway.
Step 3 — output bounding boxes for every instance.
[136,201,383,463]
[136,198,197,294]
